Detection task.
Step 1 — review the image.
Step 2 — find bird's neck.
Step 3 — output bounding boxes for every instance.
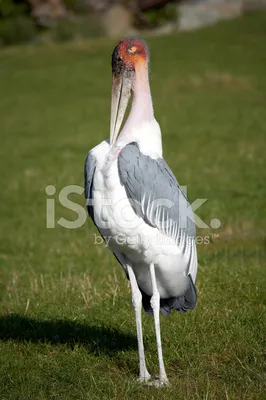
[116,63,159,152]
[127,64,154,126]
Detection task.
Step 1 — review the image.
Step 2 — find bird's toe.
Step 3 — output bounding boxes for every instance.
[138,372,151,384]
[145,377,170,388]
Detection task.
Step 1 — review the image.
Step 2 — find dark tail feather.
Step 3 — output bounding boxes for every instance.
[141,275,197,317]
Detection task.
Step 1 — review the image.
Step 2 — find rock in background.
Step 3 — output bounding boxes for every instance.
[27,0,68,27]
[103,4,133,38]
[179,0,243,31]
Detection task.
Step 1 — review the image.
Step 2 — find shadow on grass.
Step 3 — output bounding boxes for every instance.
[0,314,137,355]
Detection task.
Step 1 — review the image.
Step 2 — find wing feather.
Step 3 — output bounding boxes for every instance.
[84,151,97,223]
[118,142,197,280]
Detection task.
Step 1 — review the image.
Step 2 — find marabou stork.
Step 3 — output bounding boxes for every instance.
[84,39,197,387]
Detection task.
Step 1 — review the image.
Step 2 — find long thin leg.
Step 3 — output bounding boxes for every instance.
[127,264,151,382]
[149,263,169,386]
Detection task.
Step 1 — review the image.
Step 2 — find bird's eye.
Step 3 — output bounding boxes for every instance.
[128,46,137,54]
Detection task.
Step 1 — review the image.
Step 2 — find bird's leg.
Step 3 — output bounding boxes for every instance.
[127,264,151,383]
[149,263,169,387]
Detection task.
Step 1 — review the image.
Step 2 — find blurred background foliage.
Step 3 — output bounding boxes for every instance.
[0,0,265,46]
[0,0,179,46]
[0,0,35,45]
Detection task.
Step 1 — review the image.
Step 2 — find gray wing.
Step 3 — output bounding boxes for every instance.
[84,151,97,223]
[118,142,196,245]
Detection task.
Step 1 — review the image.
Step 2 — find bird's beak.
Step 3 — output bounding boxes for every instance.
[110,70,133,146]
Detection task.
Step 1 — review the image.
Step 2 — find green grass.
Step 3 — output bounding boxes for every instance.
[0,12,266,400]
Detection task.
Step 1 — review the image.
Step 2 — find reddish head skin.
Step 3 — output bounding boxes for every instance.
[118,39,148,68]
[112,39,149,75]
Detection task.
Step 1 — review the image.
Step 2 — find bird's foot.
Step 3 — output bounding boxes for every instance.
[138,370,151,384]
[146,376,170,388]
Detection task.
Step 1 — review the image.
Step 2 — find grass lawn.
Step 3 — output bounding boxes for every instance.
[0,11,265,400]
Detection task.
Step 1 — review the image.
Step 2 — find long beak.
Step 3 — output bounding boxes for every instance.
[110,71,133,146]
